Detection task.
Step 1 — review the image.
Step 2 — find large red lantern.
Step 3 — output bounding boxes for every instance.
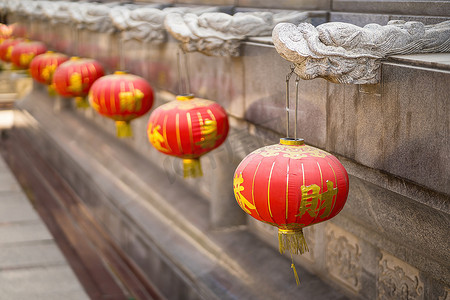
[52,57,104,108]
[88,71,154,137]
[30,51,69,94]
[0,38,23,62]
[11,41,47,69]
[147,95,229,177]
[233,138,349,283]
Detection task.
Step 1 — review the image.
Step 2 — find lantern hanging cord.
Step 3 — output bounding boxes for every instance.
[177,45,191,95]
[285,65,295,138]
[294,75,300,140]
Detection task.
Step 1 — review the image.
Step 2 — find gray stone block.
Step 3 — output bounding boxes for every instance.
[0,265,89,300]
[0,193,40,224]
[381,63,450,195]
[0,221,53,245]
[330,12,390,26]
[0,241,67,269]
[0,173,21,193]
[237,0,330,10]
[332,0,450,17]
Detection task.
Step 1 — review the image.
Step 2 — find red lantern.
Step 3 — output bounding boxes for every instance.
[52,57,104,108]
[233,138,349,283]
[11,41,47,69]
[0,38,23,62]
[88,71,154,137]
[0,24,13,43]
[147,95,229,177]
[29,51,69,94]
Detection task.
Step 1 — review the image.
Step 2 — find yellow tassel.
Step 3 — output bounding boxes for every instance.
[183,158,203,178]
[115,121,132,138]
[278,229,308,285]
[75,96,90,109]
[47,84,56,96]
[290,254,300,286]
[278,228,309,255]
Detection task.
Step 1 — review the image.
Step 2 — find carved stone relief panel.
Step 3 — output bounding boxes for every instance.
[438,287,450,300]
[378,251,424,300]
[326,223,362,292]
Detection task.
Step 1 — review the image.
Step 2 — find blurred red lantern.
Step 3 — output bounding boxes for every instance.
[147,94,229,177]
[0,24,13,43]
[52,57,104,108]
[233,138,349,283]
[30,51,69,94]
[11,41,47,69]
[88,71,154,138]
[0,38,23,62]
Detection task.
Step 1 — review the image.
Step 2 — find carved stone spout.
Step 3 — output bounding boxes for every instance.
[165,11,308,57]
[273,20,450,84]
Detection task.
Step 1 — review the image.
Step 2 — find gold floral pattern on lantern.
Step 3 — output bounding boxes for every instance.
[253,144,329,159]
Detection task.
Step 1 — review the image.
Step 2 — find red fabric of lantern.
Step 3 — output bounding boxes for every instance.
[147,94,229,177]
[30,51,69,94]
[52,57,104,108]
[11,41,47,69]
[88,71,154,138]
[233,138,349,282]
[0,38,23,62]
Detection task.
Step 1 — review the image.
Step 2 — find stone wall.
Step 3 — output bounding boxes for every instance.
[4,2,450,300]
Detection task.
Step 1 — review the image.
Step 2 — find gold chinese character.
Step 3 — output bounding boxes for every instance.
[196,118,220,149]
[296,184,320,218]
[41,64,56,81]
[296,181,338,219]
[119,89,144,112]
[6,46,12,60]
[317,180,337,219]
[19,53,35,66]
[148,123,169,153]
[233,173,256,214]
[68,72,82,93]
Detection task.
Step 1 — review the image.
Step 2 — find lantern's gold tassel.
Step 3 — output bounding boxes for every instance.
[116,121,132,138]
[291,254,300,286]
[75,96,90,109]
[183,158,203,178]
[278,228,308,285]
[278,228,309,255]
[47,84,56,96]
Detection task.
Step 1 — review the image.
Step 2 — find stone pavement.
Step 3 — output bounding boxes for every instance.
[0,155,89,300]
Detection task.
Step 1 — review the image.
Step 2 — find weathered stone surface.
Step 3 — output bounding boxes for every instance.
[0,241,67,269]
[0,193,40,223]
[237,0,331,10]
[0,221,52,245]
[381,63,450,195]
[0,265,89,300]
[332,0,450,17]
